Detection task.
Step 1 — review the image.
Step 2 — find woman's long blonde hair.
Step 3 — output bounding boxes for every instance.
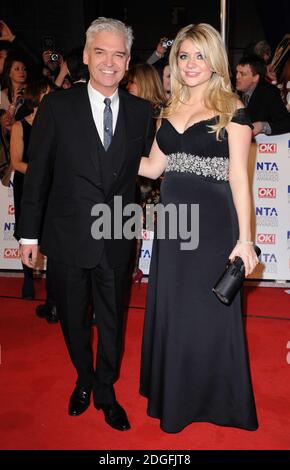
[163,23,239,139]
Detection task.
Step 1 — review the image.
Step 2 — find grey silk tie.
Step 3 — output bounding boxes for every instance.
[103,97,113,151]
[242,92,250,107]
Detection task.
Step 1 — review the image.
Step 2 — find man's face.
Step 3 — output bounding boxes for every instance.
[236,64,259,93]
[83,30,130,96]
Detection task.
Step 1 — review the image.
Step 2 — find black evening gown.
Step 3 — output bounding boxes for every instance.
[140,109,258,433]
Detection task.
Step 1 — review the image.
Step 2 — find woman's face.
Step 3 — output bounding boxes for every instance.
[9,61,27,85]
[126,76,139,96]
[162,65,171,95]
[177,40,212,90]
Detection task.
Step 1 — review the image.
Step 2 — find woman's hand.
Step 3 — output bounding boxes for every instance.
[228,243,259,277]
[12,86,26,105]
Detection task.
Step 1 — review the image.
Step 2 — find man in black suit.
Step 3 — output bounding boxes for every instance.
[19,17,153,431]
[236,55,290,136]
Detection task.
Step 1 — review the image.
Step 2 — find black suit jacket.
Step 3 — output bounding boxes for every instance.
[246,80,290,135]
[19,84,154,268]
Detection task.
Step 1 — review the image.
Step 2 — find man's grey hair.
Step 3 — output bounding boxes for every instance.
[85,17,134,56]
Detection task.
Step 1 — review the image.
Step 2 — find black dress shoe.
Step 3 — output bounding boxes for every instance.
[69,386,91,416]
[36,303,50,318]
[36,303,58,323]
[96,401,130,431]
[46,305,58,324]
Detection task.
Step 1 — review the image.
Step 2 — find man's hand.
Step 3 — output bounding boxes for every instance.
[0,20,15,42]
[252,121,263,136]
[156,37,169,57]
[20,244,38,268]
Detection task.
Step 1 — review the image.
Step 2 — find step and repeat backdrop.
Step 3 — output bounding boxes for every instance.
[247,133,290,280]
[0,182,19,269]
[1,133,290,280]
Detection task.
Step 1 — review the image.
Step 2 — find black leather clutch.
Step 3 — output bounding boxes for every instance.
[212,245,261,305]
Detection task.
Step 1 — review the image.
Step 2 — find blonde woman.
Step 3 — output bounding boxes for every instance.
[139,24,259,433]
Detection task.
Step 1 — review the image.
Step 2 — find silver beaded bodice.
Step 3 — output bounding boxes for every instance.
[165,152,229,181]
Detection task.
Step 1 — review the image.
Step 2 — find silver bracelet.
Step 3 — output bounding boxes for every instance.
[237,240,254,245]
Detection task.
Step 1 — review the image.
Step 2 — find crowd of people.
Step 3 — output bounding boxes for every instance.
[0,16,290,435]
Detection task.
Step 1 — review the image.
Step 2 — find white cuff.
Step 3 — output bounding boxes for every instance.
[20,238,38,245]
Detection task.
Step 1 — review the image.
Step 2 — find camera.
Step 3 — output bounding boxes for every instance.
[162,39,174,49]
[50,53,59,62]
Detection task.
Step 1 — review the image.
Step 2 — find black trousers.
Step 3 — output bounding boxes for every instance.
[50,252,130,405]
[45,258,56,305]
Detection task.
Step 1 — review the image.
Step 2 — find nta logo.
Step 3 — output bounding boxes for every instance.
[256,207,278,216]
[256,162,278,171]
[260,253,277,263]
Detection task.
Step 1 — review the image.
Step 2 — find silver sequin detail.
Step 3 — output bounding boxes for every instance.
[165,152,229,181]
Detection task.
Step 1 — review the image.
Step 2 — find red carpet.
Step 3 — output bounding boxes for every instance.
[244,285,290,319]
[0,277,290,449]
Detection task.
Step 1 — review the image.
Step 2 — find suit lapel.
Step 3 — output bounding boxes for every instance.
[105,89,146,199]
[71,86,140,198]
[72,85,104,178]
[105,90,139,199]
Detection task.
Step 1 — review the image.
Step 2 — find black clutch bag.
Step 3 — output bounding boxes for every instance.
[212,245,261,305]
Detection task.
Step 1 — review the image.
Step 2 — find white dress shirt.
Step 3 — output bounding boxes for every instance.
[21,81,120,245]
[87,81,119,145]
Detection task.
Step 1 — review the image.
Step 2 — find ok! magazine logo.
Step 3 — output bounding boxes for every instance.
[257,234,276,244]
[258,143,277,154]
[8,205,15,215]
[4,248,20,259]
[258,188,276,198]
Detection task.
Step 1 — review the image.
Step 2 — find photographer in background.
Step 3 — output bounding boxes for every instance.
[146,37,172,99]
[54,46,88,89]
[147,36,172,65]
[42,49,63,82]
